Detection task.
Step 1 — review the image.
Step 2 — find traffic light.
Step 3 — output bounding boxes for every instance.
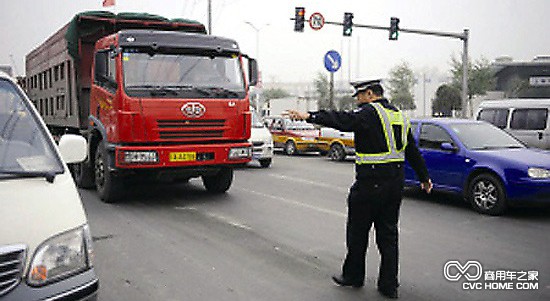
[389,17,400,40]
[343,12,353,36]
[294,7,305,32]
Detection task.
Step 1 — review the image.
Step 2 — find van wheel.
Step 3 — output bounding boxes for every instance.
[202,168,233,193]
[468,173,507,215]
[259,158,272,168]
[94,141,122,203]
[284,140,297,156]
[70,161,95,189]
[329,143,346,161]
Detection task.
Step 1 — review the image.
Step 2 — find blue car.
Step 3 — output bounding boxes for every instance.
[404,118,550,215]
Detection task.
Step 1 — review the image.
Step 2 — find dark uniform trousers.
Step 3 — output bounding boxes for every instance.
[342,168,404,290]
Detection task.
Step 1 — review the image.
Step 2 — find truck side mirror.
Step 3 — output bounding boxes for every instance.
[248,58,258,86]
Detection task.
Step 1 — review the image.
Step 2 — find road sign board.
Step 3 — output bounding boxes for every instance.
[324,50,341,73]
[309,12,325,30]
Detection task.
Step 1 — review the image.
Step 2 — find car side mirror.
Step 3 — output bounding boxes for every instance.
[58,134,87,164]
[440,142,457,152]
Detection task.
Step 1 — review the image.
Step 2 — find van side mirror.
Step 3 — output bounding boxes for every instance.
[58,134,87,164]
[248,58,258,86]
[440,142,457,152]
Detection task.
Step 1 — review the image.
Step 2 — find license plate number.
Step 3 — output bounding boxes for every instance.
[169,152,196,162]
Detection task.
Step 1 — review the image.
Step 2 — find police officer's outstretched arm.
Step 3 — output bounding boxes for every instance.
[285,109,361,132]
[404,130,433,193]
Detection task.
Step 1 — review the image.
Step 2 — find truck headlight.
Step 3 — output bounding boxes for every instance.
[528,167,550,179]
[28,225,94,286]
[120,150,158,164]
[228,147,251,160]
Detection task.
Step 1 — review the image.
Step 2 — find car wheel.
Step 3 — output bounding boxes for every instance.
[329,143,346,161]
[468,173,507,215]
[284,140,297,156]
[202,168,233,193]
[259,158,272,168]
[95,141,123,203]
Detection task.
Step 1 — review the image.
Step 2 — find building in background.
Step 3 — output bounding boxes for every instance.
[492,55,550,99]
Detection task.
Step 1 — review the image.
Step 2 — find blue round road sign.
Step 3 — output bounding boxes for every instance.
[324,50,341,73]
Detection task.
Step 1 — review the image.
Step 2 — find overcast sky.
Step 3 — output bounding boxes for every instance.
[1,0,548,87]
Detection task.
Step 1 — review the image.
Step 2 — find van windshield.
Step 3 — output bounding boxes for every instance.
[122,50,246,99]
[0,79,63,179]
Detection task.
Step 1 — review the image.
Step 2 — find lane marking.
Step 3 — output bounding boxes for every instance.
[235,187,347,218]
[267,173,350,193]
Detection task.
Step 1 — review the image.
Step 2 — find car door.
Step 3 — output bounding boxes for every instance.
[509,108,549,149]
[269,118,285,148]
[418,123,467,191]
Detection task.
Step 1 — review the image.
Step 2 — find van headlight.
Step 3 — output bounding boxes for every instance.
[28,225,94,286]
[528,167,550,179]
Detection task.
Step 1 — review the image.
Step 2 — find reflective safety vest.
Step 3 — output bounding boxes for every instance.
[356,102,410,165]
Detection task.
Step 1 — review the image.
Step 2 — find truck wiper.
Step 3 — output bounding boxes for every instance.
[0,170,57,183]
[203,87,241,98]
[163,85,214,97]
[126,85,179,96]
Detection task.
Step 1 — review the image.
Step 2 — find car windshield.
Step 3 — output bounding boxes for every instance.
[449,122,525,150]
[0,79,63,178]
[251,110,264,128]
[286,120,315,130]
[122,50,246,99]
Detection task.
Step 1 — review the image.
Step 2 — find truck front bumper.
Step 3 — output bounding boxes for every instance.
[112,142,252,169]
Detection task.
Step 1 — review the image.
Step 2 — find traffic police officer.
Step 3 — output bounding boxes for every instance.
[286,79,432,299]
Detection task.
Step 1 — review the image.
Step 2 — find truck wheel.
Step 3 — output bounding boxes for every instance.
[284,140,297,156]
[259,158,272,168]
[70,161,95,189]
[202,168,233,193]
[329,143,346,161]
[467,173,507,216]
[94,141,122,203]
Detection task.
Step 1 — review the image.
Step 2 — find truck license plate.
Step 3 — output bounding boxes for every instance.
[169,152,196,162]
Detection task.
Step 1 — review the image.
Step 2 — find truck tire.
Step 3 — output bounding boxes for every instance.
[329,143,346,161]
[467,173,508,216]
[259,158,272,168]
[70,161,95,189]
[94,141,122,203]
[202,168,233,193]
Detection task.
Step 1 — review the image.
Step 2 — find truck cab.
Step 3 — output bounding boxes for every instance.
[80,30,258,201]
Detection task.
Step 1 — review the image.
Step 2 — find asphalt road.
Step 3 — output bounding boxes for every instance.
[80,154,550,301]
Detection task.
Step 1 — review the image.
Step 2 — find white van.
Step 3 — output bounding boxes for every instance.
[476,98,550,149]
[0,73,98,300]
[249,109,273,167]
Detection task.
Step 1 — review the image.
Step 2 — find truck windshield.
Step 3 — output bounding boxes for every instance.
[0,79,63,179]
[122,50,246,99]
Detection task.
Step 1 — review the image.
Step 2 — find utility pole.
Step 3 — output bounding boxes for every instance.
[207,0,212,35]
[461,29,469,117]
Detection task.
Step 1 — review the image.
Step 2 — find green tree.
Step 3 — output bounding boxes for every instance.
[432,84,461,116]
[387,62,417,110]
[314,72,335,110]
[262,88,290,101]
[450,55,495,99]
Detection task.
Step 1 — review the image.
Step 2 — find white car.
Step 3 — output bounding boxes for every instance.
[249,109,273,167]
[0,72,98,300]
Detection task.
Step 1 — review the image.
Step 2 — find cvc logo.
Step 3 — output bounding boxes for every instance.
[443,260,483,282]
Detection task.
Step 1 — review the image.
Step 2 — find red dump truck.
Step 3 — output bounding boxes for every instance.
[25,11,258,202]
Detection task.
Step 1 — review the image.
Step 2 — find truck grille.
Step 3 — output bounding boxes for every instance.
[0,245,26,297]
[157,119,226,140]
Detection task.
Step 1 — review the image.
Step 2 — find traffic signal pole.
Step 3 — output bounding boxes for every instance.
[292,16,470,117]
